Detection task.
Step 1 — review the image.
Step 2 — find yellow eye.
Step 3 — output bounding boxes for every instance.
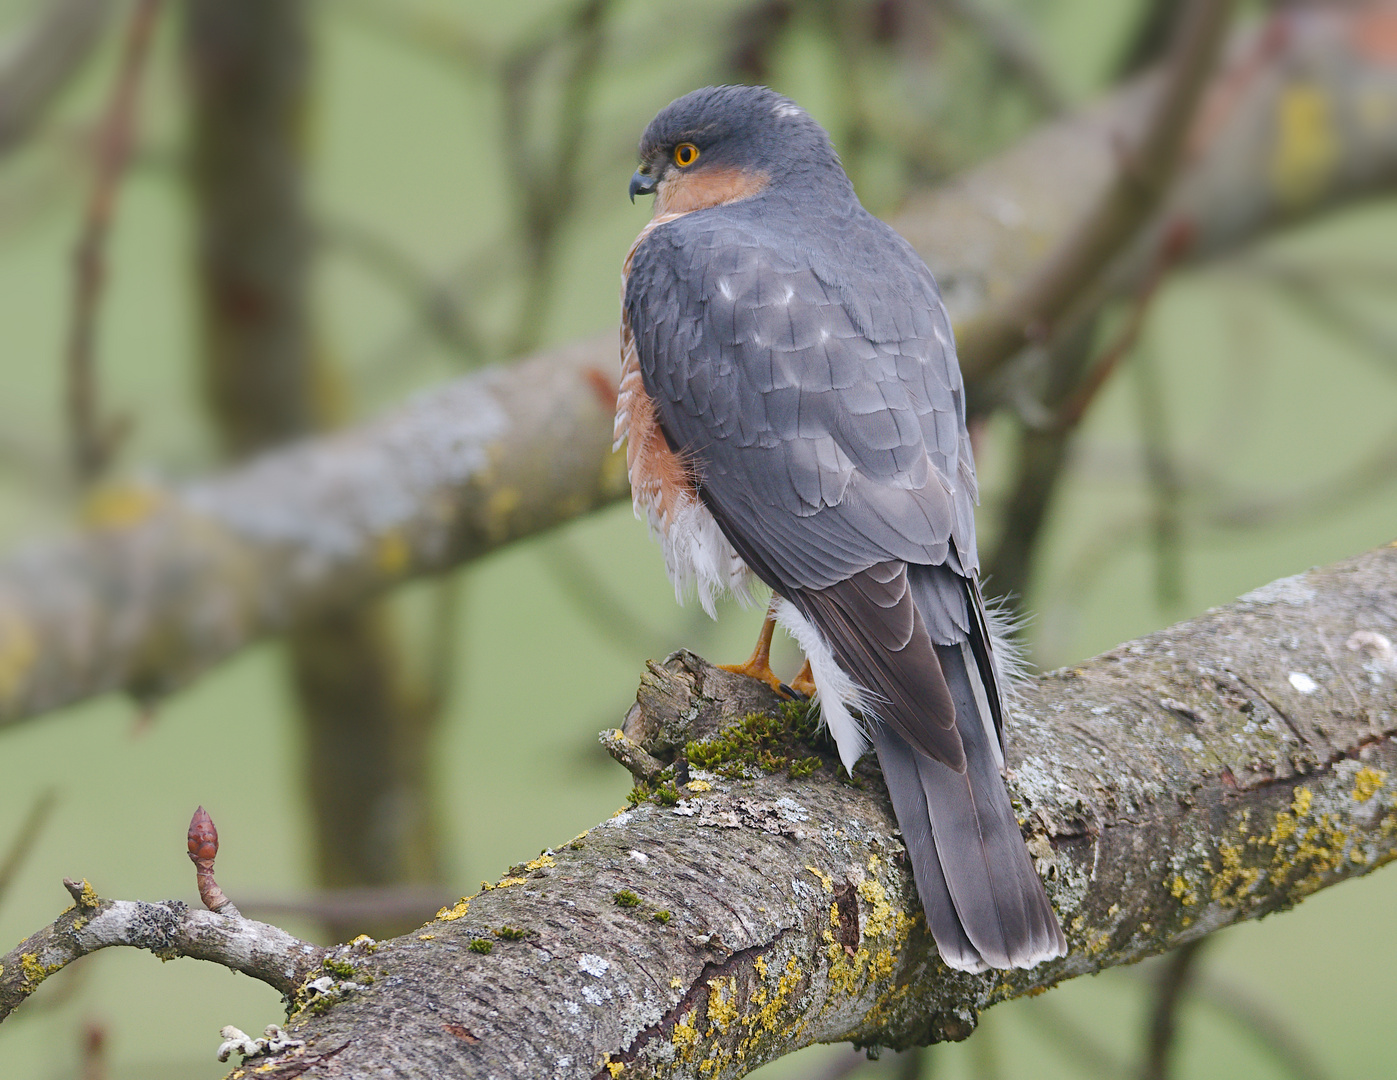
[673,142,699,167]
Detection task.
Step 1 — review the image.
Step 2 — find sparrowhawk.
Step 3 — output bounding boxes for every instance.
[617,84,1066,972]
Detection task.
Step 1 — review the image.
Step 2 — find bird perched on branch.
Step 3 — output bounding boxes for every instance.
[617,85,1065,972]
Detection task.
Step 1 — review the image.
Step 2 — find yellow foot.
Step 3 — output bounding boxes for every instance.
[719,608,785,694]
[718,656,786,695]
[789,659,816,700]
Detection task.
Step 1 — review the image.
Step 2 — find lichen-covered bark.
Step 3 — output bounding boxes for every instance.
[0,884,324,1021]
[0,337,624,726]
[189,544,1395,1079]
[0,10,1393,729]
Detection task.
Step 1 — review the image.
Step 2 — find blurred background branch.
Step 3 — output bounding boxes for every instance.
[0,0,113,160]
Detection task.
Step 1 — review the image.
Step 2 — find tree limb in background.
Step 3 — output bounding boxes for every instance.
[4,546,1396,1077]
[0,0,114,160]
[64,0,162,483]
[0,787,57,907]
[0,335,624,728]
[1139,938,1209,1080]
[952,0,1235,385]
[938,0,1067,115]
[0,9,1394,730]
[184,0,462,936]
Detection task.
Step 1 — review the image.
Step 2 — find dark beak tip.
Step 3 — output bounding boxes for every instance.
[628,170,656,203]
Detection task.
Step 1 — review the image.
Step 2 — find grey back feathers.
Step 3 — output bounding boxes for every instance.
[626,84,1065,971]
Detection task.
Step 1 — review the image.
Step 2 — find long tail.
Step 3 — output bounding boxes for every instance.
[781,564,1065,972]
[870,635,1065,971]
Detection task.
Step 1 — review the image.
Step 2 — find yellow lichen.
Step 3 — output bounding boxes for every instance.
[1168,875,1197,906]
[436,899,470,922]
[1353,768,1387,803]
[82,483,165,530]
[670,975,683,989]
[603,1055,624,1077]
[374,531,411,577]
[858,878,896,939]
[0,613,37,704]
[867,948,897,980]
[706,976,738,1033]
[672,1013,700,1062]
[18,952,57,989]
[685,780,713,793]
[417,933,436,941]
[349,934,377,952]
[485,487,522,540]
[753,955,767,979]
[1210,842,1260,907]
[749,957,802,1038]
[524,853,556,872]
[1271,83,1340,207]
[805,865,833,892]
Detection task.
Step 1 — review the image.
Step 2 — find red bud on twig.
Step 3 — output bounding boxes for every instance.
[187,806,239,917]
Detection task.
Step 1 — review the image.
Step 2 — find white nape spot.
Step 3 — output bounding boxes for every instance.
[773,599,874,773]
[1288,671,1318,694]
[627,849,649,865]
[773,102,803,119]
[578,954,610,977]
[718,278,734,300]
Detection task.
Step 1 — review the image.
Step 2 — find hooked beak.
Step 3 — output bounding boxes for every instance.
[629,168,657,203]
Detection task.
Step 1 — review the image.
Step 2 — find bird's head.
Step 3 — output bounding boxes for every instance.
[629,85,846,216]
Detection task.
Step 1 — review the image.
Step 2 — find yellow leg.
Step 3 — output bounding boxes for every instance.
[719,602,784,694]
[790,658,816,699]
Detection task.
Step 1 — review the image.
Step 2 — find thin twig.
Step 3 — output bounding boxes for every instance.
[810,1045,874,1080]
[0,878,325,1021]
[1130,339,1185,609]
[0,788,58,907]
[895,1046,930,1080]
[955,0,1236,384]
[1048,217,1195,433]
[501,0,614,355]
[235,884,456,928]
[939,0,1067,114]
[64,0,161,483]
[1248,261,1397,381]
[1019,996,1132,1079]
[1140,937,1209,1080]
[1191,975,1332,1080]
[316,215,486,363]
[0,0,115,159]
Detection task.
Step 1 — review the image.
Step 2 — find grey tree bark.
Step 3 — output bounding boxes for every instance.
[4,544,1395,1078]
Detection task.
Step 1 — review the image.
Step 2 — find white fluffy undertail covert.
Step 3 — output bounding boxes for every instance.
[773,598,875,773]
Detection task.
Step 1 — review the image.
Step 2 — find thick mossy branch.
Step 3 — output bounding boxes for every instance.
[3,548,1394,1071]
[0,11,1393,729]
[125,543,1392,1080]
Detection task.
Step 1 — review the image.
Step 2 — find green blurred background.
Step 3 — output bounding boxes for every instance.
[0,0,1394,1076]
